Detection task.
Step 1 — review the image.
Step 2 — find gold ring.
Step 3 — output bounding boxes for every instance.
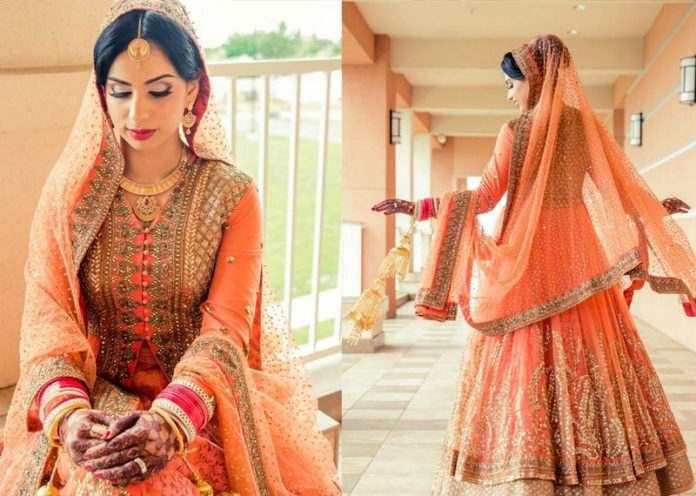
[90,423,108,438]
[134,457,147,474]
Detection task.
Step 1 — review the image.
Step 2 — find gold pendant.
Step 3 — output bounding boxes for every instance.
[133,195,160,222]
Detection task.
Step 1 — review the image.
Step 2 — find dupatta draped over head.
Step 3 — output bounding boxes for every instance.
[0,1,338,494]
[416,34,696,335]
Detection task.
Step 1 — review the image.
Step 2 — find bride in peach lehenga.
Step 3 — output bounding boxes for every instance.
[375,35,696,495]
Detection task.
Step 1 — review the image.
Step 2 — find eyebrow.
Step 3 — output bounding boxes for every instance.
[106,74,176,85]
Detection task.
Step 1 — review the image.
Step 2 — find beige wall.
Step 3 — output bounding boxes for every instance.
[429,135,497,197]
[430,139,453,197]
[621,3,696,352]
[0,0,111,386]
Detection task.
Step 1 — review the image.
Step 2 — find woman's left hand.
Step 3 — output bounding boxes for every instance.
[82,410,178,487]
[662,197,691,215]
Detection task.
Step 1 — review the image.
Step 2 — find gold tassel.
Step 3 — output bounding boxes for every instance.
[35,484,59,496]
[194,478,214,496]
[36,447,61,496]
[345,284,385,345]
[344,220,416,345]
[377,232,412,282]
[180,451,214,496]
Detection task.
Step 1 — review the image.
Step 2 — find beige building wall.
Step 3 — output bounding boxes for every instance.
[0,1,111,386]
[430,135,497,198]
[622,3,696,352]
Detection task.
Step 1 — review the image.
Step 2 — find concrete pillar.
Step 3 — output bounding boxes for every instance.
[342,34,397,351]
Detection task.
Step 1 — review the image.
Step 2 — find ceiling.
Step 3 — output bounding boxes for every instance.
[351,0,689,136]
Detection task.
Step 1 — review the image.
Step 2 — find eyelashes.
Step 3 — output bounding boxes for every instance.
[151,88,172,98]
[108,88,173,98]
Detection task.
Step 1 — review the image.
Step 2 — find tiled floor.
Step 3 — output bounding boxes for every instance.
[342,301,696,496]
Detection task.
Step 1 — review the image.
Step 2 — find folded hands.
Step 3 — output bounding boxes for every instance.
[59,409,178,487]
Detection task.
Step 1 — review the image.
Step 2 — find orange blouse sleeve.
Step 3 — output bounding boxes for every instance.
[473,122,513,214]
[197,184,264,351]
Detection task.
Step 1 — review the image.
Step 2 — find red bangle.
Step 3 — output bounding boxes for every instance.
[38,378,89,422]
[156,385,210,433]
[419,198,436,221]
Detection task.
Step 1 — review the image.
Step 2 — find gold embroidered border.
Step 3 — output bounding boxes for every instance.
[500,112,533,236]
[627,264,690,294]
[511,43,543,109]
[415,191,473,310]
[183,335,271,495]
[437,451,694,495]
[71,119,124,272]
[465,249,642,336]
[17,434,52,496]
[22,356,86,419]
[451,444,686,486]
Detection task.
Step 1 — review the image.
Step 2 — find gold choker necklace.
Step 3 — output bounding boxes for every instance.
[120,150,186,222]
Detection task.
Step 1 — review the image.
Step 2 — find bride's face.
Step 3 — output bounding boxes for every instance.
[103,44,199,151]
[504,74,530,113]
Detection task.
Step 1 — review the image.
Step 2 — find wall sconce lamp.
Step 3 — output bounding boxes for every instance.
[680,55,696,105]
[436,134,447,145]
[390,110,401,145]
[630,112,643,147]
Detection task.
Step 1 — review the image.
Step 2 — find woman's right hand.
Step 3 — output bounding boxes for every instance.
[372,199,415,216]
[58,408,115,467]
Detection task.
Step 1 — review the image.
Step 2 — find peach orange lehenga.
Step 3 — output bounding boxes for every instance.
[0,1,340,495]
[416,35,696,495]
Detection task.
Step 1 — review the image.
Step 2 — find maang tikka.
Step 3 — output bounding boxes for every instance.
[127,12,150,68]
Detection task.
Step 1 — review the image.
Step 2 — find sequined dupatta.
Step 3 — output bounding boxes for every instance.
[416,34,696,335]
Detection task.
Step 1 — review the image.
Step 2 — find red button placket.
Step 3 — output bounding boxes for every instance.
[139,226,154,339]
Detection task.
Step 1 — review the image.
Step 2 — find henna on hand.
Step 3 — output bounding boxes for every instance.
[58,409,116,467]
[372,198,415,216]
[662,197,691,215]
[84,410,178,487]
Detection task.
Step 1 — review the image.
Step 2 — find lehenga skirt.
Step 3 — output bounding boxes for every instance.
[433,283,695,495]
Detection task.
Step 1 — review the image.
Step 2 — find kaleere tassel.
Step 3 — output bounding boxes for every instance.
[345,219,415,345]
[180,451,215,496]
[35,447,62,496]
[377,232,412,282]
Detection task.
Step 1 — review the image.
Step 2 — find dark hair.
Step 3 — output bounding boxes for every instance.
[94,10,202,85]
[501,52,525,80]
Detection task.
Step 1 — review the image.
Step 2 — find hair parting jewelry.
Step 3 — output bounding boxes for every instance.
[127,12,150,68]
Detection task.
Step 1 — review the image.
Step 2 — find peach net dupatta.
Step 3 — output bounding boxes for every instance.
[0,1,338,494]
[416,35,696,335]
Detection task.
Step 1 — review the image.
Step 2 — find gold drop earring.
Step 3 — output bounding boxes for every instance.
[182,102,197,135]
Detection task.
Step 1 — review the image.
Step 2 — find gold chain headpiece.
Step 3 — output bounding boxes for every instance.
[127,12,150,67]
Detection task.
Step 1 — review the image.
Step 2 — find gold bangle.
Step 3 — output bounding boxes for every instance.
[44,400,90,447]
[151,398,196,444]
[412,200,421,222]
[151,406,186,456]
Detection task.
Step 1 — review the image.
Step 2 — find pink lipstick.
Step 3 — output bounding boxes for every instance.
[128,128,156,140]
